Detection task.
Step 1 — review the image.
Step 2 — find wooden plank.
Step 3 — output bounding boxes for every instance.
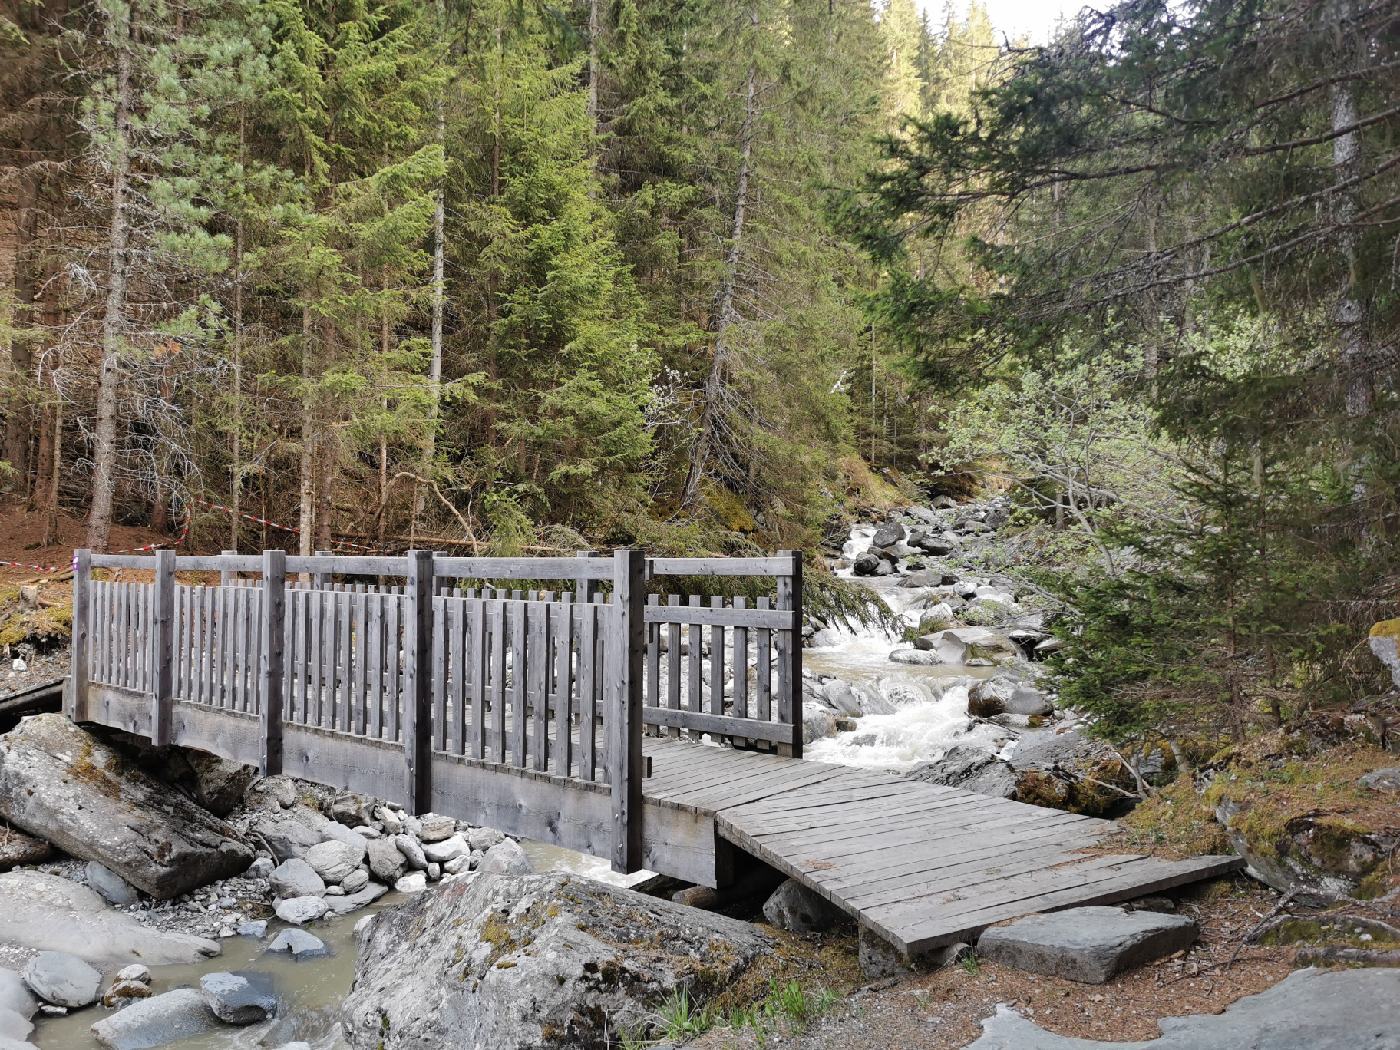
[643,605,799,630]
[686,595,702,739]
[609,548,645,872]
[776,551,802,757]
[338,589,353,731]
[309,587,325,725]
[551,601,573,778]
[644,595,660,737]
[490,601,508,763]
[385,591,402,741]
[67,551,91,720]
[403,550,434,812]
[648,557,791,577]
[432,595,448,751]
[510,599,528,767]
[433,555,614,581]
[352,590,368,734]
[665,596,681,739]
[577,603,596,778]
[323,586,339,728]
[150,550,175,745]
[732,596,748,721]
[709,596,725,718]
[469,599,486,760]
[449,598,466,755]
[755,597,772,722]
[643,707,804,745]
[529,600,549,772]
[368,592,384,738]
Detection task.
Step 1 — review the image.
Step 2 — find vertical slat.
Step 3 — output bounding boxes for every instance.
[259,550,286,775]
[552,600,573,777]
[352,589,368,735]
[710,595,725,718]
[222,583,235,707]
[510,599,527,767]
[386,593,401,741]
[339,590,353,732]
[309,587,324,725]
[608,549,645,874]
[529,601,549,772]
[195,587,207,704]
[777,549,803,758]
[733,596,749,720]
[432,596,448,751]
[68,551,91,720]
[404,550,434,813]
[235,586,249,712]
[117,583,129,689]
[686,594,702,735]
[756,595,772,722]
[449,599,466,755]
[490,601,507,763]
[150,550,175,745]
[469,600,486,759]
[645,595,660,737]
[322,587,337,728]
[368,593,384,739]
[665,595,681,739]
[577,603,596,779]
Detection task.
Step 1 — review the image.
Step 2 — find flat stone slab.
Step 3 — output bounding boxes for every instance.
[977,906,1197,983]
[963,967,1400,1049]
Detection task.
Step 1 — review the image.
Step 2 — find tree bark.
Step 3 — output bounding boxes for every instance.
[86,1,135,552]
[297,304,315,558]
[679,9,758,510]
[1330,74,1371,418]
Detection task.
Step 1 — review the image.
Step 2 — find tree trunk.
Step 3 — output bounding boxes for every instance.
[586,0,600,132]
[229,111,246,550]
[414,2,447,535]
[3,173,38,485]
[679,9,758,510]
[298,304,316,558]
[85,1,135,552]
[41,395,61,546]
[1330,74,1371,418]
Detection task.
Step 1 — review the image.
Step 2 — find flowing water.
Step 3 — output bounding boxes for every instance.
[30,521,1000,1048]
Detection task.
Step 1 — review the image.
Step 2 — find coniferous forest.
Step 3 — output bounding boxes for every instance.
[2,0,1399,746]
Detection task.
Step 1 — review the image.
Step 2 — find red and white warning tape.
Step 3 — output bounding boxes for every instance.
[193,498,381,553]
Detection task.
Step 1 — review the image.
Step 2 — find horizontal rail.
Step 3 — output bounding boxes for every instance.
[643,605,798,629]
[642,706,800,746]
[648,557,793,577]
[434,556,615,581]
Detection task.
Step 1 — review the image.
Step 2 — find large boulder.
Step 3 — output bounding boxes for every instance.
[0,871,219,967]
[158,748,258,817]
[976,905,1198,983]
[0,824,51,872]
[762,879,847,934]
[870,521,906,549]
[21,951,101,1008]
[90,988,222,1049]
[344,871,773,1049]
[906,746,1017,799]
[922,628,1020,666]
[0,715,253,899]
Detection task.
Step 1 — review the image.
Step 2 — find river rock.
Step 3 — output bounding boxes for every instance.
[330,793,373,827]
[199,971,278,1024]
[821,680,865,718]
[478,838,531,876]
[1007,685,1052,716]
[417,813,456,843]
[86,861,139,906]
[325,881,388,915]
[393,834,427,870]
[251,804,344,863]
[968,677,1016,718]
[923,627,1020,665]
[341,867,370,893]
[343,871,773,1049]
[90,988,221,1049]
[889,647,946,665]
[852,552,883,577]
[270,858,325,899]
[0,1011,33,1048]
[160,749,257,818]
[305,838,365,883]
[21,952,101,1008]
[0,824,51,872]
[0,971,35,1022]
[965,966,1400,1049]
[0,872,219,967]
[977,906,1197,983]
[274,895,329,925]
[394,872,427,894]
[906,746,1017,799]
[1359,767,1400,793]
[762,879,847,933]
[0,715,253,899]
[266,929,328,960]
[467,827,504,852]
[366,838,406,882]
[422,834,468,864]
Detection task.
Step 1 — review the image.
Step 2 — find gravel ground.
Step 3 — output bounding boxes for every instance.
[686,877,1338,1049]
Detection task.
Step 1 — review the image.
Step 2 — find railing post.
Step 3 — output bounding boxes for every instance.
[403,549,434,813]
[609,548,645,873]
[67,550,91,722]
[776,549,803,759]
[259,550,286,776]
[219,549,237,587]
[313,548,332,590]
[150,548,176,745]
[575,549,596,604]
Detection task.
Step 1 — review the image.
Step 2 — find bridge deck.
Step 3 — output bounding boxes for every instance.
[643,738,1242,956]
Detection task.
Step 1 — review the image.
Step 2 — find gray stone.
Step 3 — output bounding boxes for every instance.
[236,920,267,939]
[976,906,1198,983]
[858,927,907,979]
[422,834,468,864]
[324,881,388,915]
[375,806,403,835]
[809,628,844,648]
[270,858,325,899]
[305,838,365,883]
[341,867,370,893]
[394,872,427,894]
[426,862,441,881]
[330,793,373,827]
[964,966,1400,1049]
[889,647,947,666]
[478,838,531,876]
[0,715,253,899]
[968,676,1017,718]
[906,746,1018,799]
[274,895,329,925]
[366,837,406,882]
[0,824,51,872]
[246,856,274,879]
[871,521,906,548]
[161,749,257,818]
[266,928,329,960]
[467,827,504,852]
[21,951,101,1008]
[821,681,865,718]
[199,971,278,1024]
[114,965,149,985]
[393,834,427,871]
[1007,685,1053,717]
[343,871,772,1050]
[443,854,473,876]
[0,971,35,1022]
[761,879,847,934]
[417,813,456,843]
[0,872,219,967]
[251,805,334,861]
[1012,727,1101,771]
[89,988,221,1050]
[1359,767,1400,793]
[0,1006,33,1047]
[852,552,883,577]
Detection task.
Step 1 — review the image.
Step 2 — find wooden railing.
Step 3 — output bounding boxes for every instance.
[66,549,802,872]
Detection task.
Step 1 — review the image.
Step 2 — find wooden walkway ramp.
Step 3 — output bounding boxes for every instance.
[67,547,1240,961]
[644,739,1241,956]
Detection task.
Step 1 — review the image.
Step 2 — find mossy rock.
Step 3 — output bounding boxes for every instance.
[1255,914,1400,950]
[1013,759,1132,818]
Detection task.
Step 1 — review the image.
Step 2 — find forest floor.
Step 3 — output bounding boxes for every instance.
[686,875,1400,1049]
[0,502,161,584]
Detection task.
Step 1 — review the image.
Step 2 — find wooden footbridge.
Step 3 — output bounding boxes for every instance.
[65,549,1238,959]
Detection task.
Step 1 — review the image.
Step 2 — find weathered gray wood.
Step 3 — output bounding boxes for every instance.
[469,599,486,759]
[642,707,801,745]
[755,596,772,722]
[577,602,597,778]
[648,557,792,577]
[368,593,384,738]
[509,599,527,767]
[259,550,286,775]
[434,555,614,581]
[551,601,573,777]
[609,549,645,872]
[664,595,681,739]
[447,598,465,754]
[150,549,176,744]
[67,550,92,721]
[404,550,434,813]
[352,590,368,734]
[709,596,725,718]
[490,601,507,763]
[575,550,599,603]
[171,555,263,573]
[385,591,402,741]
[529,601,549,772]
[642,605,799,629]
[338,589,353,731]
[776,550,802,757]
[732,596,748,721]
